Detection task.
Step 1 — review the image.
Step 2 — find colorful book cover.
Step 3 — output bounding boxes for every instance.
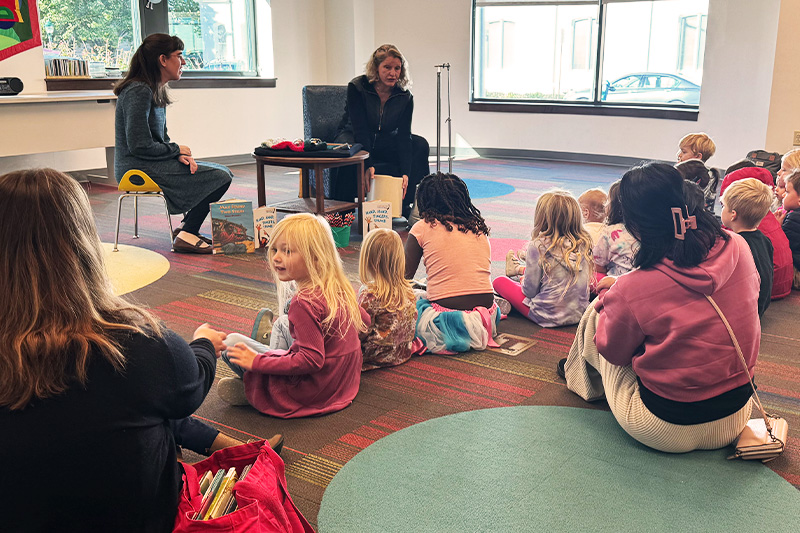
[253,206,277,249]
[362,200,392,234]
[210,199,255,254]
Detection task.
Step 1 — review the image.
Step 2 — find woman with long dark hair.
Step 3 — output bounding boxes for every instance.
[115,33,232,254]
[0,169,280,530]
[560,162,760,453]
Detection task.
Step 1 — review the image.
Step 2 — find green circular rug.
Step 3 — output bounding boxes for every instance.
[319,406,800,532]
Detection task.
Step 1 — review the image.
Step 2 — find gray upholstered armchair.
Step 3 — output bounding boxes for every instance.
[302,85,348,197]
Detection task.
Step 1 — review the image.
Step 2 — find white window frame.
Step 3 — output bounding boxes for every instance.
[471,0,708,111]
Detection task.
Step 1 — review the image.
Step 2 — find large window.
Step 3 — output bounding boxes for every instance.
[472,0,709,107]
[38,0,271,78]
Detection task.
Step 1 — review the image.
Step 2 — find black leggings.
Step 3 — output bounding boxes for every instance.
[331,134,430,217]
[180,182,229,235]
[169,417,219,455]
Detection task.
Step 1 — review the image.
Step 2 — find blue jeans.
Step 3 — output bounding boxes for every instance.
[221,320,294,377]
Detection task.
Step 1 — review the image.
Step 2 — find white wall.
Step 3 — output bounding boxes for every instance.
[1,0,798,173]
[766,0,800,153]
[373,0,787,168]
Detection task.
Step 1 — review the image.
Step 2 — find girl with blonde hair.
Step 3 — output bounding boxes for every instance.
[217,213,370,418]
[0,168,252,531]
[358,228,421,370]
[493,189,593,327]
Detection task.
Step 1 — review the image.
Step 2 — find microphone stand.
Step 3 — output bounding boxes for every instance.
[435,63,452,173]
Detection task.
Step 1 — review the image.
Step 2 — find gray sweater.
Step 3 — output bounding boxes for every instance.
[114,82,232,214]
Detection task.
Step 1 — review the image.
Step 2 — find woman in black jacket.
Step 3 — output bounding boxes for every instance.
[334,44,430,218]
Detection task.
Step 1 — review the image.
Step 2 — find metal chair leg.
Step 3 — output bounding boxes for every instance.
[161,196,175,251]
[113,194,126,252]
[133,195,139,238]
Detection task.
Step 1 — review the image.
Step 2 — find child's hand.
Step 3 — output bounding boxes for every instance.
[227,343,259,371]
[193,323,227,356]
[595,276,617,291]
[775,209,788,225]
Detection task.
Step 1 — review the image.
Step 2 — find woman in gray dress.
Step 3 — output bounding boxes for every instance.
[114,34,232,254]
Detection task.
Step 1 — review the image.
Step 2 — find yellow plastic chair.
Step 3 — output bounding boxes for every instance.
[113,169,174,251]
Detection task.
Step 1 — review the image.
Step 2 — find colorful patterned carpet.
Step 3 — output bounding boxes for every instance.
[87,157,800,527]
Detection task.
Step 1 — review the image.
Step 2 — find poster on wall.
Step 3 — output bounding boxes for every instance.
[0,0,41,62]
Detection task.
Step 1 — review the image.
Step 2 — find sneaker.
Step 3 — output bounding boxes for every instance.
[250,308,274,344]
[218,377,249,406]
[505,250,521,277]
[494,296,511,316]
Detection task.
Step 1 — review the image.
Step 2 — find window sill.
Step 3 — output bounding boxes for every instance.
[45,77,277,91]
[469,100,699,121]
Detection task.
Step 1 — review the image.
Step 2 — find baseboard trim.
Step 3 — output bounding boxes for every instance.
[430,147,668,168]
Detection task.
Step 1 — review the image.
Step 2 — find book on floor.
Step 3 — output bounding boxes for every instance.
[210,199,256,254]
[361,200,392,234]
[253,206,277,249]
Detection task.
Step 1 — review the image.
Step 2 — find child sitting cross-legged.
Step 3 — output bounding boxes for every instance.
[593,180,639,282]
[358,228,422,370]
[216,213,370,417]
[719,166,793,300]
[404,172,500,354]
[720,178,775,317]
[506,187,607,279]
[493,190,593,327]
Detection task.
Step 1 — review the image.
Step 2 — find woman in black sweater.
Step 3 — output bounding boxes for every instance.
[0,169,270,532]
[334,44,430,218]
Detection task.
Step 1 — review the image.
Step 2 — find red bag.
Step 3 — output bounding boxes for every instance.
[173,440,315,533]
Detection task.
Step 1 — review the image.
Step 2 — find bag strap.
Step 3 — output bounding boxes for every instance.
[704,295,776,437]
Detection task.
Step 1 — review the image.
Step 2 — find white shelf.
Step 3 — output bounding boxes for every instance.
[0,91,116,105]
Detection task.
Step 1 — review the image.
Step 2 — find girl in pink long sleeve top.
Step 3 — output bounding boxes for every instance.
[222,213,369,418]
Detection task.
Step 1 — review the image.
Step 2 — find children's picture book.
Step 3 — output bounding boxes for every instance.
[361,200,392,234]
[210,199,255,254]
[253,206,277,250]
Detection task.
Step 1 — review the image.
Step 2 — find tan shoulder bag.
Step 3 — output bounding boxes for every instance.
[705,295,788,463]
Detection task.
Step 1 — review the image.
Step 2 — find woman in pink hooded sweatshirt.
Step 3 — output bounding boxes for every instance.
[560,163,760,453]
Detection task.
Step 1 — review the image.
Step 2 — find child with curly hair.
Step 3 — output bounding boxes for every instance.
[405,173,499,354]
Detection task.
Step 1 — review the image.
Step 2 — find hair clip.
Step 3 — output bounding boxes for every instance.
[671,206,697,240]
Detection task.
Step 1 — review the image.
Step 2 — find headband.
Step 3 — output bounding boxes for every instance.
[671,207,697,240]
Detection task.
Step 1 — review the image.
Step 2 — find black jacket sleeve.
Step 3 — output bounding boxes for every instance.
[346,81,375,168]
[395,94,413,177]
[127,329,217,421]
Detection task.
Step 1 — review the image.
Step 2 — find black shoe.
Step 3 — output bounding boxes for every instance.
[173,227,212,245]
[556,358,567,380]
[172,236,213,254]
